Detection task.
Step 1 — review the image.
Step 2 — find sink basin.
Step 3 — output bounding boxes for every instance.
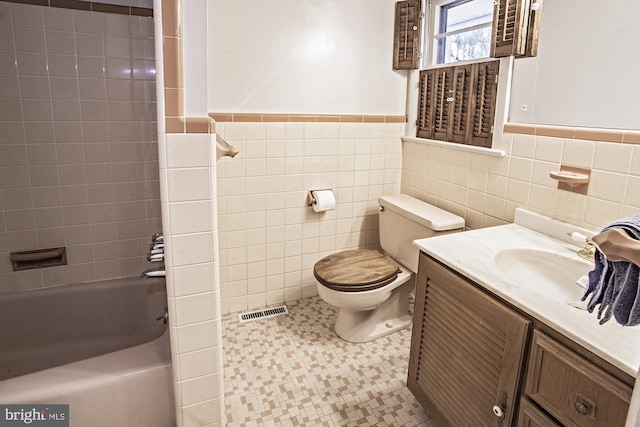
[493,248,593,301]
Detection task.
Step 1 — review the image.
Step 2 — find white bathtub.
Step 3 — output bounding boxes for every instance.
[0,277,175,427]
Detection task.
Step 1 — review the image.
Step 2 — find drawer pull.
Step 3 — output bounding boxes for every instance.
[573,394,595,418]
[574,401,589,415]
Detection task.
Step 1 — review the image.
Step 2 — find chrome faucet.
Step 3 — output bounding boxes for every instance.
[141,267,165,279]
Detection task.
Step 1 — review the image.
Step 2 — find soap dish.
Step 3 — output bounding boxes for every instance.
[549,165,591,194]
[549,171,589,187]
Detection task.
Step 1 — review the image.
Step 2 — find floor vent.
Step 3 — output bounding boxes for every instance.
[238,305,289,323]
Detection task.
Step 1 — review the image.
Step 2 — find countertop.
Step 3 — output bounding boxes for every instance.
[414,216,640,378]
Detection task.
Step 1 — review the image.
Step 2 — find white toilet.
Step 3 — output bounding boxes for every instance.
[314,194,464,342]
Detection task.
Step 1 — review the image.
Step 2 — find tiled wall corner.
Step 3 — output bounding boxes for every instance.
[161,133,224,426]
[401,133,640,231]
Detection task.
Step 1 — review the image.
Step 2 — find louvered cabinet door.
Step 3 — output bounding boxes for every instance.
[469,60,499,148]
[408,254,531,427]
[393,0,421,70]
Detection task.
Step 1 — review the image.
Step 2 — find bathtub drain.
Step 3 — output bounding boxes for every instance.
[238,305,289,323]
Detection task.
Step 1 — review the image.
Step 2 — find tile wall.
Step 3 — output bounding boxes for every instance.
[159,132,224,426]
[215,120,404,314]
[401,132,640,231]
[0,1,159,292]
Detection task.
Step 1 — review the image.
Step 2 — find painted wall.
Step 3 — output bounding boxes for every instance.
[207,0,407,116]
[509,0,640,129]
[0,2,160,292]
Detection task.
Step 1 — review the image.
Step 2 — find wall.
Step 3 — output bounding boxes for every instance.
[216,119,403,314]
[0,1,159,292]
[207,0,406,116]
[509,0,640,130]
[155,0,225,425]
[401,131,640,231]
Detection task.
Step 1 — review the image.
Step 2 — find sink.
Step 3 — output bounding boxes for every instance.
[493,248,593,301]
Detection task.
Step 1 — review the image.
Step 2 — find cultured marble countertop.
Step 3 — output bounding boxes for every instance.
[414,221,640,378]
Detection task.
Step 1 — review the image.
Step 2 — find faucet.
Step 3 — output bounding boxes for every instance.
[141,267,165,279]
[568,231,596,262]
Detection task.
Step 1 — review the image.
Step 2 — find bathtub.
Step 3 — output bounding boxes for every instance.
[0,276,175,427]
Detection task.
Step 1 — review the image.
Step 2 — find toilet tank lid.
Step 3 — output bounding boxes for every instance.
[378,194,465,231]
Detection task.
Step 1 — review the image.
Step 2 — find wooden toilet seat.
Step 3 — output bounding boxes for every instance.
[314,249,401,292]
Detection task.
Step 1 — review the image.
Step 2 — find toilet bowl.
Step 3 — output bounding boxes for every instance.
[314,194,464,343]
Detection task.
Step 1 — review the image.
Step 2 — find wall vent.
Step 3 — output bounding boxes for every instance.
[238,305,289,323]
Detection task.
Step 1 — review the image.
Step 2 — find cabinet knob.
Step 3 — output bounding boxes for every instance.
[492,405,504,418]
[574,401,589,415]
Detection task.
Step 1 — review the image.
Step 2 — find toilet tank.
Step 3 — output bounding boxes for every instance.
[378,194,464,273]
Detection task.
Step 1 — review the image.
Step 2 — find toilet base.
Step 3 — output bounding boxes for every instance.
[333,279,414,343]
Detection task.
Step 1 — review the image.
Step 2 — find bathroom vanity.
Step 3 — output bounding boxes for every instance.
[408,209,640,427]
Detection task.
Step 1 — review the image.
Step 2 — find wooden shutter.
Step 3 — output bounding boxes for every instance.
[432,67,452,141]
[416,69,436,139]
[469,60,499,147]
[393,1,421,70]
[408,255,530,427]
[449,64,474,144]
[491,0,534,57]
[416,60,499,147]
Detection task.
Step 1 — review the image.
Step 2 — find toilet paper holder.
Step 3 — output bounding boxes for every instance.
[307,190,328,207]
[306,189,335,208]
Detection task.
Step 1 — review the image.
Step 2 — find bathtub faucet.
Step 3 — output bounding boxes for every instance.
[141,267,165,279]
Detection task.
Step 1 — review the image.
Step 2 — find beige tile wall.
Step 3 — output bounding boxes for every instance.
[159,132,224,426]
[215,121,404,314]
[401,133,640,231]
[0,1,160,292]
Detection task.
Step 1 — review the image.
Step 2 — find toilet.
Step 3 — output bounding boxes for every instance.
[314,194,464,342]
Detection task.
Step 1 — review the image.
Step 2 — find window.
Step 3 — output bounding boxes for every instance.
[393,0,542,149]
[434,0,494,64]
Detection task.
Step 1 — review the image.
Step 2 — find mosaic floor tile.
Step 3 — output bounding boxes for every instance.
[223,296,436,426]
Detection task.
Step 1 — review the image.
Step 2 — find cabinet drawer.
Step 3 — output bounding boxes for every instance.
[517,398,560,427]
[525,331,631,427]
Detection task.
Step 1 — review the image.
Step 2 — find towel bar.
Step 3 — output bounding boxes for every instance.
[216,134,239,160]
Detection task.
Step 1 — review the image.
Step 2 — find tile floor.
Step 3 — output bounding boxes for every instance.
[222,296,437,426]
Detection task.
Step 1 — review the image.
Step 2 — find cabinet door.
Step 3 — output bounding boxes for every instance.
[408,254,530,427]
[525,331,632,427]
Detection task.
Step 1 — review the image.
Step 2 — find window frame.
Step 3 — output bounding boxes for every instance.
[425,0,494,67]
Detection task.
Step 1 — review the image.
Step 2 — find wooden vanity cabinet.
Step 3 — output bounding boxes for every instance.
[523,330,632,427]
[409,253,634,427]
[407,254,531,427]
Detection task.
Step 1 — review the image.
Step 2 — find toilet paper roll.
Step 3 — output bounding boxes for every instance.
[311,190,336,212]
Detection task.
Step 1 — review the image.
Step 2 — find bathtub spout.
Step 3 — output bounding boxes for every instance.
[141,268,165,279]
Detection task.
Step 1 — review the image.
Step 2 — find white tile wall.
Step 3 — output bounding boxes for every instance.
[402,134,640,231]
[215,121,404,315]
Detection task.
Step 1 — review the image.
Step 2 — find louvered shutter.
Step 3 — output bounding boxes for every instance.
[491,0,533,57]
[416,69,436,139]
[469,60,499,147]
[449,64,473,144]
[415,60,500,147]
[432,67,452,141]
[393,1,421,70]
